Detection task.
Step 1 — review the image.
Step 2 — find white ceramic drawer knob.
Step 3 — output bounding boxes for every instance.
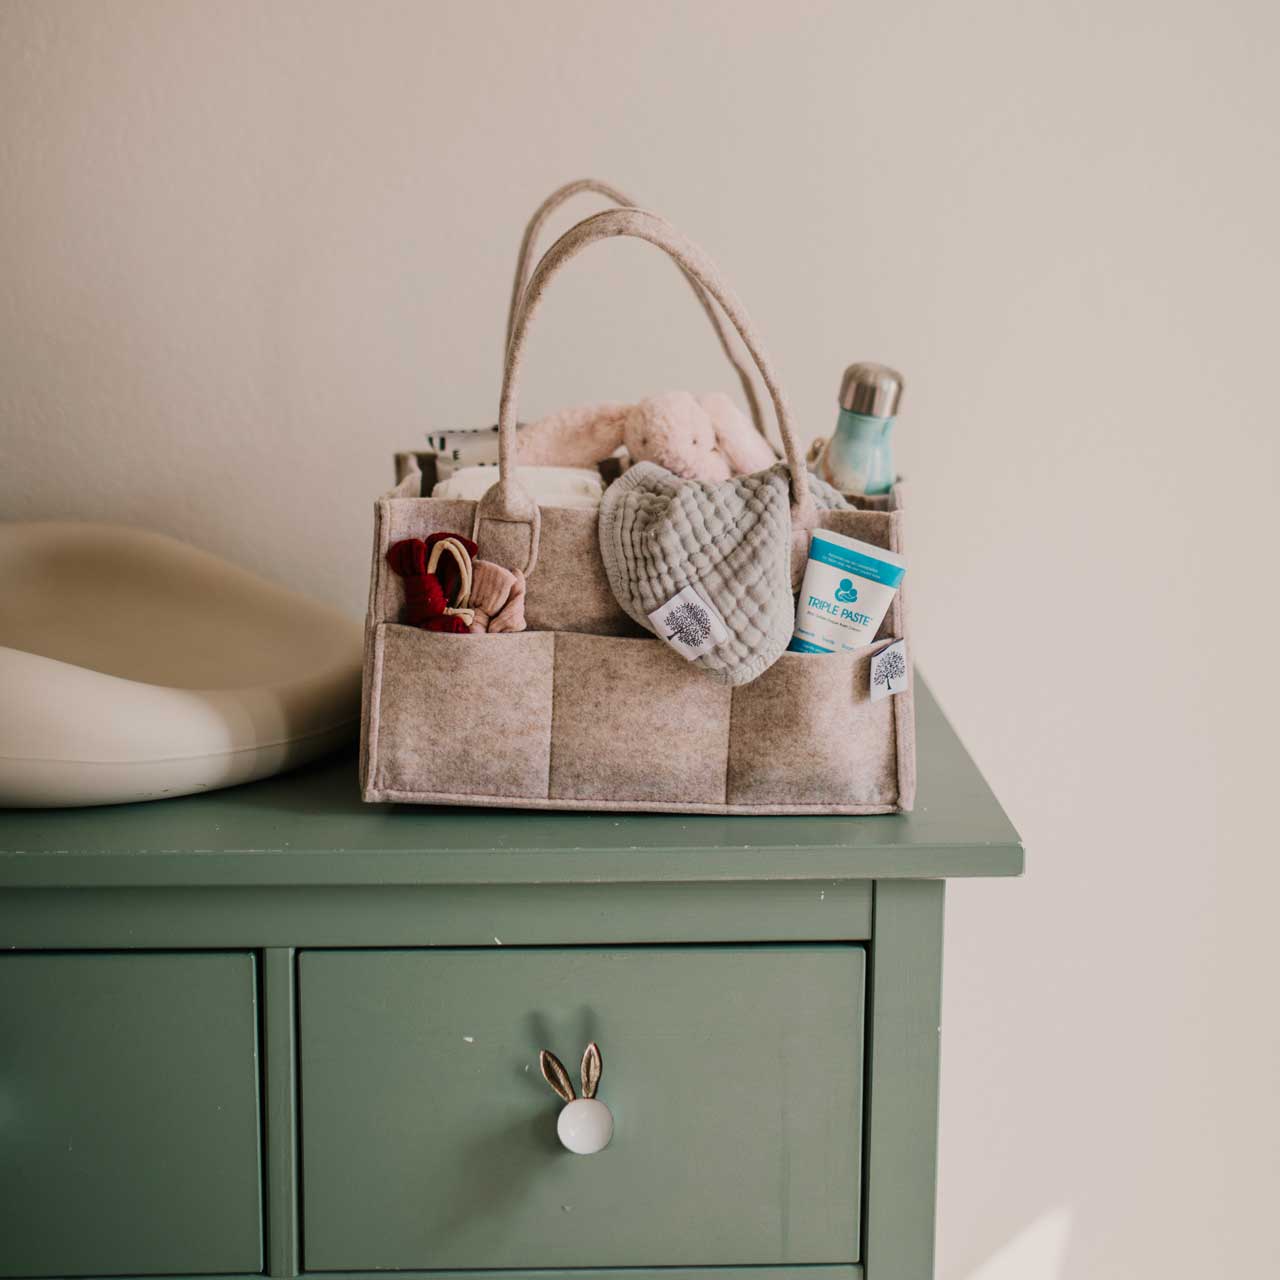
[540,1041,613,1155]
[557,1096,614,1155]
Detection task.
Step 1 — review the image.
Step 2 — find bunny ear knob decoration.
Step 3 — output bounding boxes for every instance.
[539,1042,613,1155]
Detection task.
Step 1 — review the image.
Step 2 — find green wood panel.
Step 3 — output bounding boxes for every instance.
[0,952,263,1278]
[0,681,1022,888]
[861,881,946,1279]
[299,946,865,1270]
[262,949,298,1277]
[0,881,872,950]
[321,1269,863,1280]
[27,1270,860,1280]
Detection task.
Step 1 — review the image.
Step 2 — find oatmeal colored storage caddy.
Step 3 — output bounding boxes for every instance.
[360,189,915,813]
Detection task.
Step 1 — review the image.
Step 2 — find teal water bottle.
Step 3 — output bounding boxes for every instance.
[810,362,904,496]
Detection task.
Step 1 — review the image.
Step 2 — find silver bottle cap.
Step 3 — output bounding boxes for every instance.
[838,362,904,418]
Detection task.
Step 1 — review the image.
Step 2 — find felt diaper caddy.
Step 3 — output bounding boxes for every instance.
[360,182,915,813]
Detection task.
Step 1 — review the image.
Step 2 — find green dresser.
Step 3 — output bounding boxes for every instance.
[0,953,263,1278]
[0,681,1021,1280]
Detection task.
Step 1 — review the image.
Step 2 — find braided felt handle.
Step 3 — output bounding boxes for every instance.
[477,207,816,575]
[505,179,767,440]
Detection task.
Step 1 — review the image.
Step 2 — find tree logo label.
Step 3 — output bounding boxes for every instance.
[870,639,908,701]
[648,584,729,660]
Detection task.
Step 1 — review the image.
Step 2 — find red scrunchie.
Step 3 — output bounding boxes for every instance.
[386,534,477,634]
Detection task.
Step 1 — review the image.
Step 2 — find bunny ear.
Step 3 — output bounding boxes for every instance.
[701,391,777,475]
[517,402,629,469]
[540,1049,575,1102]
[580,1041,602,1099]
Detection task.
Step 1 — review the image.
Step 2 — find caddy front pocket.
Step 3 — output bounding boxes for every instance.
[726,643,900,808]
[368,626,555,800]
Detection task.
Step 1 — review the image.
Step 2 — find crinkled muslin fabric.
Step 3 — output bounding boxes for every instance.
[597,462,852,685]
[598,461,796,685]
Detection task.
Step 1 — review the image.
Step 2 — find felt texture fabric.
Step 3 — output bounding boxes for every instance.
[372,628,554,799]
[362,627,905,813]
[422,614,470,635]
[547,633,731,804]
[725,647,899,806]
[598,460,796,686]
[521,505,640,636]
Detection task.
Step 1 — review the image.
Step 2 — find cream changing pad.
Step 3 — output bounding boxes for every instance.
[0,522,362,807]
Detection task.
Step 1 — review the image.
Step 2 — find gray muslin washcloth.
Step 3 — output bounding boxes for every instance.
[599,461,849,685]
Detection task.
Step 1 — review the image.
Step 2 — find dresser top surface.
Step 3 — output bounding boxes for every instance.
[0,679,1021,887]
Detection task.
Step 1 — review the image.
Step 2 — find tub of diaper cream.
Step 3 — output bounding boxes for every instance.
[789,527,906,655]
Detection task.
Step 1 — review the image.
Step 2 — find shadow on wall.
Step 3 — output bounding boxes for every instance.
[962,1207,1072,1280]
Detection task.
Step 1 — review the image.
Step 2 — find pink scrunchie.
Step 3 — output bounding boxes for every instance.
[467,560,527,634]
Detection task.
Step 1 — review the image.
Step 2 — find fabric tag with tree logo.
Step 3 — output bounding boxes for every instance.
[647,584,729,660]
[870,639,908,701]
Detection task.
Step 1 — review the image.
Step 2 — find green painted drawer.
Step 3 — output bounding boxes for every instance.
[299,945,864,1269]
[0,953,263,1278]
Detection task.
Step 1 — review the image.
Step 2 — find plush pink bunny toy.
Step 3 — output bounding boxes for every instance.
[516,391,776,483]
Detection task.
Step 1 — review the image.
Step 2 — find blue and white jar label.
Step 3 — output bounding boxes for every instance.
[791,530,905,656]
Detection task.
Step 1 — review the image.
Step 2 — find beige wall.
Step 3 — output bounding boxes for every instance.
[2,2,1275,1274]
